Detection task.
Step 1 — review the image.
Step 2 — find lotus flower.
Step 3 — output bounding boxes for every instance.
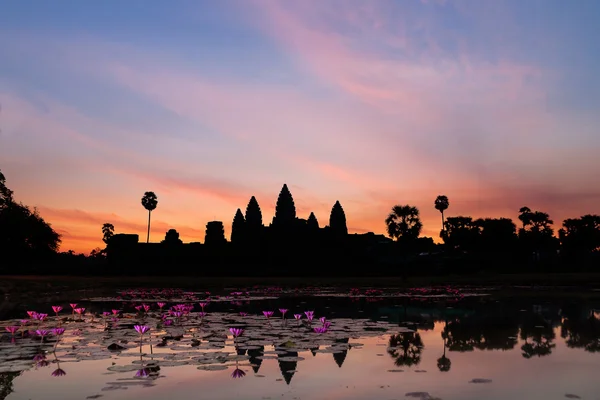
[231,368,246,379]
[143,304,150,312]
[112,309,120,315]
[199,302,208,310]
[314,326,328,334]
[52,328,65,336]
[239,312,248,317]
[5,326,18,336]
[135,305,143,312]
[198,311,207,318]
[319,317,327,325]
[134,325,150,335]
[229,328,244,338]
[102,311,111,317]
[263,311,274,319]
[74,308,85,315]
[36,313,48,322]
[157,302,166,310]
[164,319,173,326]
[27,311,37,319]
[294,314,302,320]
[51,368,66,377]
[304,311,314,321]
[52,306,63,316]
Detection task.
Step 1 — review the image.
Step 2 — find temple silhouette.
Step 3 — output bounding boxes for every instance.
[105,184,395,275]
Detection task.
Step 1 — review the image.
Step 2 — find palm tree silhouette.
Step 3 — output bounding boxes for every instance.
[518,206,532,229]
[141,191,158,243]
[435,195,449,232]
[101,223,114,244]
[385,205,422,241]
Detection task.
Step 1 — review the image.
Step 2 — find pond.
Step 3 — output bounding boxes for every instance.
[1,285,599,400]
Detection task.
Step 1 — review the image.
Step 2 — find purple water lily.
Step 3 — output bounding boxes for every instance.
[231,368,246,379]
[239,312,248,317]
[229,328,244,338]
[263,311,274,319]
[51,367,67,377]
[304,311,314,321]
[294,314,302,320]
[134,325,150,335]
[314,326,328,334]
[5,326,18,336]
[52,306,63,316]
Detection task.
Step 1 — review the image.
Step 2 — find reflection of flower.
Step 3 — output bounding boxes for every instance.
[231,368,246,379]
[136,368,150,378]
[34,354,49,368]
[51,368,66,377]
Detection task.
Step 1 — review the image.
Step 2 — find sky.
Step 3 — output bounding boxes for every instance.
[1,0,599,253]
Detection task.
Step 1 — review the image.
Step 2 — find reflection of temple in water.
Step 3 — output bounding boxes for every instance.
[332,338,349,368]
[235,345,265,373]
[277,349,298,385]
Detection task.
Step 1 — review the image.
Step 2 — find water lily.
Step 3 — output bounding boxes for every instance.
[27,311,37,319]
[52,306,63,316]
[229,328,244,338]
[157,302,166,310]
[5,326,18,336]
[239,312,248,317]
[304,311,314,322]
[263,311,274,319]
[294,314,302,320]
[134,325,150,335]
[36,329,50,343]
[279,309,288,318]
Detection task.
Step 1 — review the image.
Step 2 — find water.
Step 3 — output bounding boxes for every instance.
[1,286,599,400]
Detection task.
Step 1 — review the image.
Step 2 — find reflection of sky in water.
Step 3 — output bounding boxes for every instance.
[6,322,600,400]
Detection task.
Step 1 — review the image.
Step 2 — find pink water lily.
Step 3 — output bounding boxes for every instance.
[294,314,302,320]
[229,328,244,338]
[5,326,18,336]
[52,306,63,316]
[314,326,328,334]
[319,317,327,325]
[263,311,274,319]
[36,313,48,322]
[27,311,37,319]
[143,304,150,312]
[75,308,85,315]
[279,309,288,318]
[239,312,248,317]
[304,311,314,321]
[157,302,166,309]
[52,327,65,336]
[199,302,208,310]
[112,309,120,315]
[134,325,150,335]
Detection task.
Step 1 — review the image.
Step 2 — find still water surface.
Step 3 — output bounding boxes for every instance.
[1,286,599,400]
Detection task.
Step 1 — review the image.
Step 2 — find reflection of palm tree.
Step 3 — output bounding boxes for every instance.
[141,191,158,243]
[387,332,424,367]
[437,337,451,372]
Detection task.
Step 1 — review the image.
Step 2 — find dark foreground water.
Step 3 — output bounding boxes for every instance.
[1,285,599,400]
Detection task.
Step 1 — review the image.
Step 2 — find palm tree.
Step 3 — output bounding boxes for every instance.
[385,205,422,241]
[141,191,158,243]
[101,223,115,244]
[435,195,449,232]
[518,206,532,229]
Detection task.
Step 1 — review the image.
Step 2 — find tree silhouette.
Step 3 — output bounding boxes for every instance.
[441,216,479,251]
[141,191,158,243]
[205,221,226,246]
[0,170,14,209]
[231,208,246,244]
[272,184,296,227]
[475,217,517,252]
[307,212,319,230]
[561,312,600,353]
[245,196,263,228]
[102,223,115,244]
[387,332,424,367]
[0,169,60,266]
[385,205,422,241]
[329,201,348,236]
[518,206,532,229]
[435,195,449,232]
[162,229,182,245]
[437,342,451,372]
[0,371,21,400]
[559,215,600,255]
